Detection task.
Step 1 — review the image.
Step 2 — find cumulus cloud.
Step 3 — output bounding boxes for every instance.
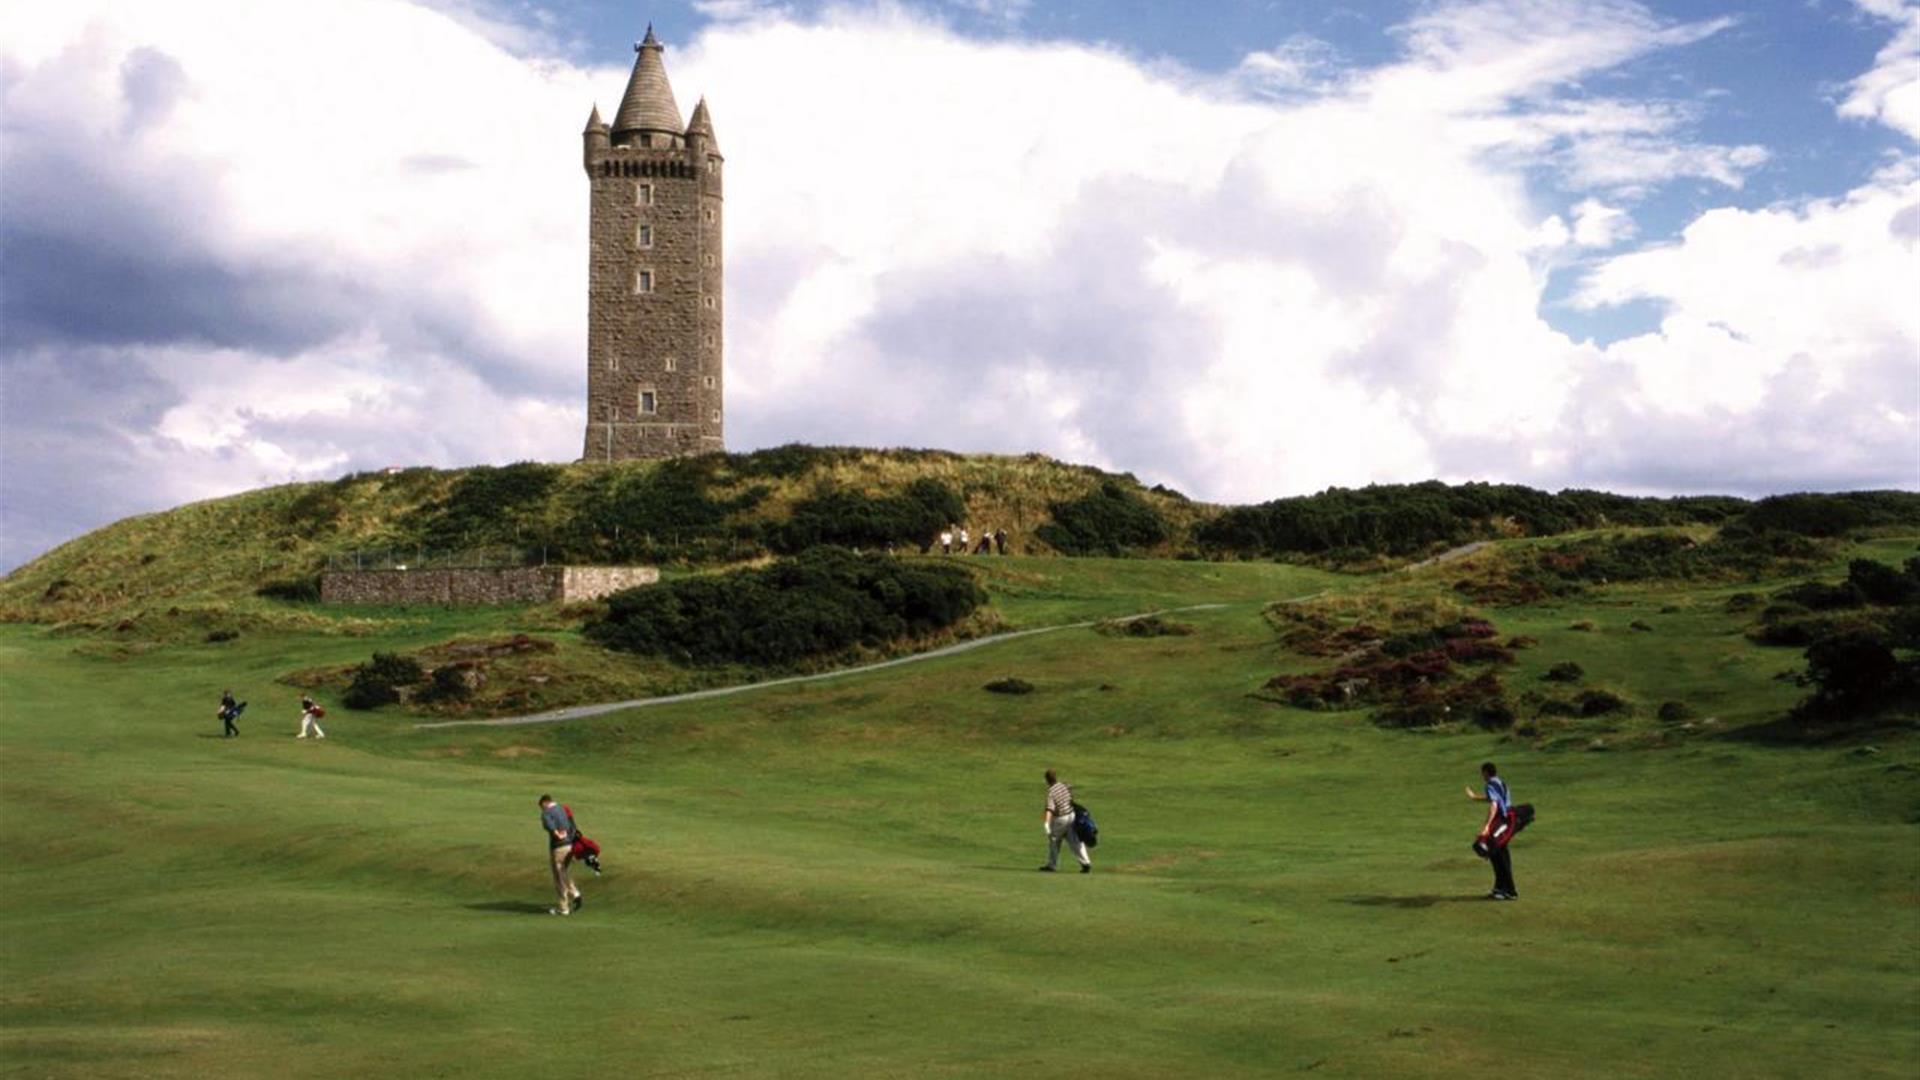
[1841,0,1920,142]
[0,0,1914,570]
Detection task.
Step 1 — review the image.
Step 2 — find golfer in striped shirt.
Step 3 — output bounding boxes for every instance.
[1039,769,1091,873]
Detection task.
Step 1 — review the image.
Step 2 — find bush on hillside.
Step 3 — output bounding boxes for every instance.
[1735,491,1920,537]
[343,652,427,709]
[985,677,1035,694]
[257,575,322,602]
[1036,481,1169,556]
[769,479,966,553]
[1198,481,1749,560]
[586,547,986,667]
[416,462,562,549]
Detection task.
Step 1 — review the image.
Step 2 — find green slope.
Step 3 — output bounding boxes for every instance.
[2,550,1916,1078]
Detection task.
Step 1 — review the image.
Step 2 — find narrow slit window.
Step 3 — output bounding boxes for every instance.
[702,295,716,309]
[703,376,715,389]
[639,390,657,415]
[637,224,652,248]
[634,269,653,293]
[664,356,677,373]
[635,183,653,206]
[704,209,716,224]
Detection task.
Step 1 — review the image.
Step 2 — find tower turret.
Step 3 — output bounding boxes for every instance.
[610,25,684,148]
[582,104,609,174]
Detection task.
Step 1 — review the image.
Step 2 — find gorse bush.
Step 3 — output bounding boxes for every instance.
[343,652,427,709]
[586,547,986,667]
[1036,481,1169,556]
[1199,481,1747,560]
[770,479,966,554]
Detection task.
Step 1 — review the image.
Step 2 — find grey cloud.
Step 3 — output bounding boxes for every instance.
[119,47,189,134]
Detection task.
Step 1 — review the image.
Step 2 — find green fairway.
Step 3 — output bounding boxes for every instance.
[2,556,1916,1078]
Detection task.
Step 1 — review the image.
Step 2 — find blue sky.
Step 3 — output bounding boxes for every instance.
[2,0,1916,570]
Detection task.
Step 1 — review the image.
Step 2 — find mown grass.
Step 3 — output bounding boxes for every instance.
[1,549,1916,1078]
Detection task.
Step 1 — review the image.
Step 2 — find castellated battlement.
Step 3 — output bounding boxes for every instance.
[580,25,723,463]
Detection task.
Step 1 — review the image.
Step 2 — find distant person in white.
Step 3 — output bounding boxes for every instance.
[297,695,326,739]
[1039,769,1091,873]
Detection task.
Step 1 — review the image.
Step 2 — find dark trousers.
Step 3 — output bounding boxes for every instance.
[222,713,239,737]
[1489,843,1516,896]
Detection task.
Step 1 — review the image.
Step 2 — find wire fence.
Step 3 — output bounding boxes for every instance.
[324,546,550,572]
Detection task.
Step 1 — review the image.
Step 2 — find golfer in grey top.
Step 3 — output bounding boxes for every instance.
[1039,769,1091,873]
[539,794,583,915]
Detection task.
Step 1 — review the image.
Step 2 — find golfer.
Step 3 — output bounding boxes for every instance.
[539,794,584,915]
[1039,769,1091,873]
[296,695,326,739]
[1465,761,1517,899]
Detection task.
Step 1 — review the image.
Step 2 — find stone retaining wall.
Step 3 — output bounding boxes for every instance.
[320,566,658,606]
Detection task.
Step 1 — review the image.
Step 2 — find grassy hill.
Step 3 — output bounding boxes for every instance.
[2,458,1918,1076]
[3,527,1918,1076]
[0,447,1210,630]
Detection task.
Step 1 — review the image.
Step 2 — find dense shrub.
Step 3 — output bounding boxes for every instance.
[1736,491,1920,537]
[1774,580,1867,611]
[1657,701,1695,722]
[1576,689,1630,716]
[1790,631,1913,725]
[1198,481,1749,560]
[256,575,322,602]
[1848,557,1920,606]
[416,462,561,549]
[343,652,427,709]
[984,677,1035,695]
[770,479,966,553]
[1544,661,1584,683]
[416,663,477,704]
[586,547,986,666]
[1036,481,1169,556]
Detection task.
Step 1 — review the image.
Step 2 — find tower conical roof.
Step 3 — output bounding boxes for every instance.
[584,104,608,133]
[685,96,717,148]
[611,25,683,138]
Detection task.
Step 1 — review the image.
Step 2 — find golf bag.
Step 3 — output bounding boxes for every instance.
[563,805,603,874]
[218,700,246,735]
[1472,803,1534,858]
[1071,801,1099,849]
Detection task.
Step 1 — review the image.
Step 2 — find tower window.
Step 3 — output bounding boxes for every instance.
[703,295,716,309]
[705,334,715,347]
[637,224,652,248]
[635,183,653,206]
[704,209,716,224]
[639,390,657,415]
[703,376,716,389]
[703,254,714,268]
[710,409,721,423]
[664,356,677,373]
[634,269,653,293]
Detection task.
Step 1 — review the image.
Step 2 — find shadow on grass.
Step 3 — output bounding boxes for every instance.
[1340,894,1485,909]
[467,900,554,915]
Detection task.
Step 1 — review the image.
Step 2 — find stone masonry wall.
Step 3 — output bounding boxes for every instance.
[558,565,660,602]
[321,566,657,605]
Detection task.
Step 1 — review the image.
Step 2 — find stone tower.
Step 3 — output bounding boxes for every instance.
[581,25,723,461]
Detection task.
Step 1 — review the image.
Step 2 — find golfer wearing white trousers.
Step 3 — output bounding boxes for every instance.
[297,696,326,739]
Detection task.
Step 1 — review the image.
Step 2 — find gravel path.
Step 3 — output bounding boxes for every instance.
[1401,541,1491,572]
[414,603,1234,731]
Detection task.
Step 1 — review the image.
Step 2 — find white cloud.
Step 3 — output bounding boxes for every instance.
[0,0,1914,569]
[1841,0,1920,141]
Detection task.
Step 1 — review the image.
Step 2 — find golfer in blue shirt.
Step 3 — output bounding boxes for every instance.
[1465,762,1518,900]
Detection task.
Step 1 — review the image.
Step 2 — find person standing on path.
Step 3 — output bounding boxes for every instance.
[1465,761,1517,900]
[540,794,584,915]
[1039,769,1091,873]
[296,695,326,739]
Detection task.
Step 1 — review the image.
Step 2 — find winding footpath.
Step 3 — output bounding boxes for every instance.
[414,603,1239,731]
